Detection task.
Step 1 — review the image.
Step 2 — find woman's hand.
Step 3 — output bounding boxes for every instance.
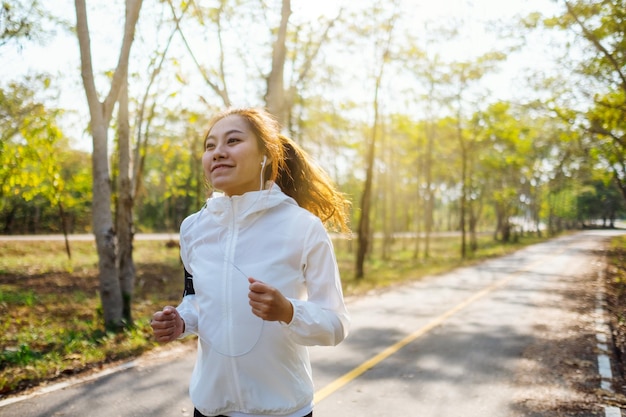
[151,306,185,343]
[248,277,294,324]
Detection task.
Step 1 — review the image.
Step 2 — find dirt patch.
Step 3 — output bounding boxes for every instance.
[511,246,626,416]
[512,280,604,416]
[604,245,626,397]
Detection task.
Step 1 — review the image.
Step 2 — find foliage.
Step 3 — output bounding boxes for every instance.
[0,78,92,234]
[0,0,59,48]
[132,107,209,232]
[542,0,626,203]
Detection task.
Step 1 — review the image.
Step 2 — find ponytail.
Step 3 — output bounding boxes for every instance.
[275,135,351,233]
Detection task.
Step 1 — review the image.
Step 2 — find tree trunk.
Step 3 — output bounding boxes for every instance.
[457,118,467,258]
[469,199,479,252]
[355,7,397,279]
[92,120,123,329]
[381,128,393,261]
[494,203,504,241]
[75,0,142,330]
[58,201,72,260]
[356,123,376,279]
[412,192,421,260]
[423,121,435,259]
[613,169,626,203]
[117,80,135,325]
[265,0,291,125]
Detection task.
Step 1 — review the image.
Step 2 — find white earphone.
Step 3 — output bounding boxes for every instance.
[259,155,268,190]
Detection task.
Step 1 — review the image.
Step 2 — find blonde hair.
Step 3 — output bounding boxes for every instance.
[205,107,351,232]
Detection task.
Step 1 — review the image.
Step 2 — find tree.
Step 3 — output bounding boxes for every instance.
[355,1,398,279]
[543,0,626,204]
[475,102,531,242]
[445,52,505,256]
[577,178,625,227]
[167,0,343,128]
[401,29,455,259]
[0,77,91,245]
[74,0,143,330]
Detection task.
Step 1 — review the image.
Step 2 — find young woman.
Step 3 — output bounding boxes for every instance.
[150,107,351,417]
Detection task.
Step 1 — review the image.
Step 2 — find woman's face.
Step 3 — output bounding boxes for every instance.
[202,115,266,196]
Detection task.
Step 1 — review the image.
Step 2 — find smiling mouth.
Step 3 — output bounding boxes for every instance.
[211,164,232,172]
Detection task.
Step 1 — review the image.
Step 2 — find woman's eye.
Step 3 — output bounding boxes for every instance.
[227,137,240,144]
[205,142,215,150]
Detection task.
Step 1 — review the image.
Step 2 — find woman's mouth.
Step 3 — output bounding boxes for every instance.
[211,163,232,172]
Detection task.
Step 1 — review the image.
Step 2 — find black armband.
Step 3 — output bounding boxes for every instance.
[183,267,195,297]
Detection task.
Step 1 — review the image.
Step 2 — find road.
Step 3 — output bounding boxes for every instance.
[1,229,624,416]
[0,233,180,241]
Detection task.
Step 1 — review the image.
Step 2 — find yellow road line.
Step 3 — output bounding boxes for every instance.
[315,245,570,403]
[314,274,513,403]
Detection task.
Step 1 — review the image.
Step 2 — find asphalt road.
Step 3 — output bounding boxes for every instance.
[1,229,624,416]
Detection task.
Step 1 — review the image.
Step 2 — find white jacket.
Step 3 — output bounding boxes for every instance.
[176,184,350,416]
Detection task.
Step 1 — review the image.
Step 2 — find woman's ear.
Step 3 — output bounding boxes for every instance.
[261,155,272,166]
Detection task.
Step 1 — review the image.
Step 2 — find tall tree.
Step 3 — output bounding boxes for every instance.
[74,0,143,330]
[355,2,398,279]
[476,102,530,242]
[445,52,505,257]
[403,38,451,259]
[544,0,626,203]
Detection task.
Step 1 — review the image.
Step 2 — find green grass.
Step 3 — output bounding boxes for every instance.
[336,232,550,295]
[0,231,552,396]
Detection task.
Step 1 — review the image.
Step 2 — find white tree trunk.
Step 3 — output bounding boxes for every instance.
[117,80,135,324]
[265,0,291,125]
[74,0,142,330]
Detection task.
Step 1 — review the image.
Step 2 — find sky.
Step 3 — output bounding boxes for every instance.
[2,0,564,152]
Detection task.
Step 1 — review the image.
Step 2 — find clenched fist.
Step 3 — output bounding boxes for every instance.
[151,306,185,343]
[248,277,294,324]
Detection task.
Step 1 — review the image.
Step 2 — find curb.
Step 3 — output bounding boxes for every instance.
[597,263,622,417]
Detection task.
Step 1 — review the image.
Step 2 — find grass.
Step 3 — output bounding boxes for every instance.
[0,231,554,396]
[603,234,626,381]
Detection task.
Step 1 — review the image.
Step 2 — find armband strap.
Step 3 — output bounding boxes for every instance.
[183,267,195,297]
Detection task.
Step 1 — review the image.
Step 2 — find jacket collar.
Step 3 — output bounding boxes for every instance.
[205,182,293,225]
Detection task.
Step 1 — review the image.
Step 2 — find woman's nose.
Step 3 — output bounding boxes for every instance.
[212,143,226,159]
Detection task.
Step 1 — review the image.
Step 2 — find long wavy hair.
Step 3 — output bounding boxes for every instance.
[204,107,351,233]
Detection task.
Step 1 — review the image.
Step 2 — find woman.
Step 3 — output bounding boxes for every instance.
[150,107,351,417]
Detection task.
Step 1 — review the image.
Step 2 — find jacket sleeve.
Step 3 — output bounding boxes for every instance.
[282,219,350,346]
[177,269,199,337]
[176,216,199,337]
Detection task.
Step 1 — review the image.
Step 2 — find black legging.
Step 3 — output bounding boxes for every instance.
[194,409,312,417]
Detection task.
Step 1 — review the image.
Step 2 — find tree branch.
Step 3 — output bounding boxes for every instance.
[103,0,143,122]
[167,0,230,106]
[564,1,626,94]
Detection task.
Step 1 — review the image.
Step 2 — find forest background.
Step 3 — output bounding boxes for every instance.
[2,0,626,397]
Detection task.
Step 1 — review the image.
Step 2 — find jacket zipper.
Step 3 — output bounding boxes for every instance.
[225,199,245,408]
